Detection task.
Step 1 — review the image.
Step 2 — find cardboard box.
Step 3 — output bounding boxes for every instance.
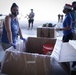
[1,37,56,75]
[1,50,51,75]
[37,27,56,38]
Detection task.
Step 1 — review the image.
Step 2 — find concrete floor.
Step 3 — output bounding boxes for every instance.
[51,58,68,75]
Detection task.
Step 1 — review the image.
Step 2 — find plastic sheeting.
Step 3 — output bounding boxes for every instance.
[55,22,63,37]
[10,39,26,52]
[1,50,51,75]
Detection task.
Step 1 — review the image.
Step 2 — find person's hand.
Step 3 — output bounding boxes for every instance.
[11,43,16,49]
[55,28,61,31]
[20,37,26,42]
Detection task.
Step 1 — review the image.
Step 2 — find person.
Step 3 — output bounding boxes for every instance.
[71,1,76,39]
[71,1,76,68]
[56,4,73,42]
[71,1,76,32]
[1,3,25,50]
[27,9,35,30]
[61,14,64,22]
[58,14,61,22]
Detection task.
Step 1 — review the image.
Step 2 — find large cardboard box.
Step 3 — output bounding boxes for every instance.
[1,50,51,75]
[37,27,56,38]
[1,37,56,75]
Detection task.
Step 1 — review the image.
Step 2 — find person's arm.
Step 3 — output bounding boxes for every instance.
[56,17,72,31]
[4,16,13,44]
[60,25,70,30]
[56,25,71,31]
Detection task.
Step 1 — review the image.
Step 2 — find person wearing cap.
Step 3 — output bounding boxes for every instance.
[27,9,35,30]
[1,3,25,50]
[56,4,73,42]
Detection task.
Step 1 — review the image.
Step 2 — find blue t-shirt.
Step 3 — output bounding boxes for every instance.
[71,10,76,29]
[1,18,19,44]
[63,13,72,35]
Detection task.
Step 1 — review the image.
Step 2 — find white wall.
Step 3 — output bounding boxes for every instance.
[0,0,75,22]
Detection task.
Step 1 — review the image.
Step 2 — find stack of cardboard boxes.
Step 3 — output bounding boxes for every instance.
[37,27,56,38]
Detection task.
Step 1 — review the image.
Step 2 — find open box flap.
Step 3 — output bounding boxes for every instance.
[51,39,76,62]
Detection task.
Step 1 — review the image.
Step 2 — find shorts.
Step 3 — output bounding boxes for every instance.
[62,32,73,42]
[28,19,34,24]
